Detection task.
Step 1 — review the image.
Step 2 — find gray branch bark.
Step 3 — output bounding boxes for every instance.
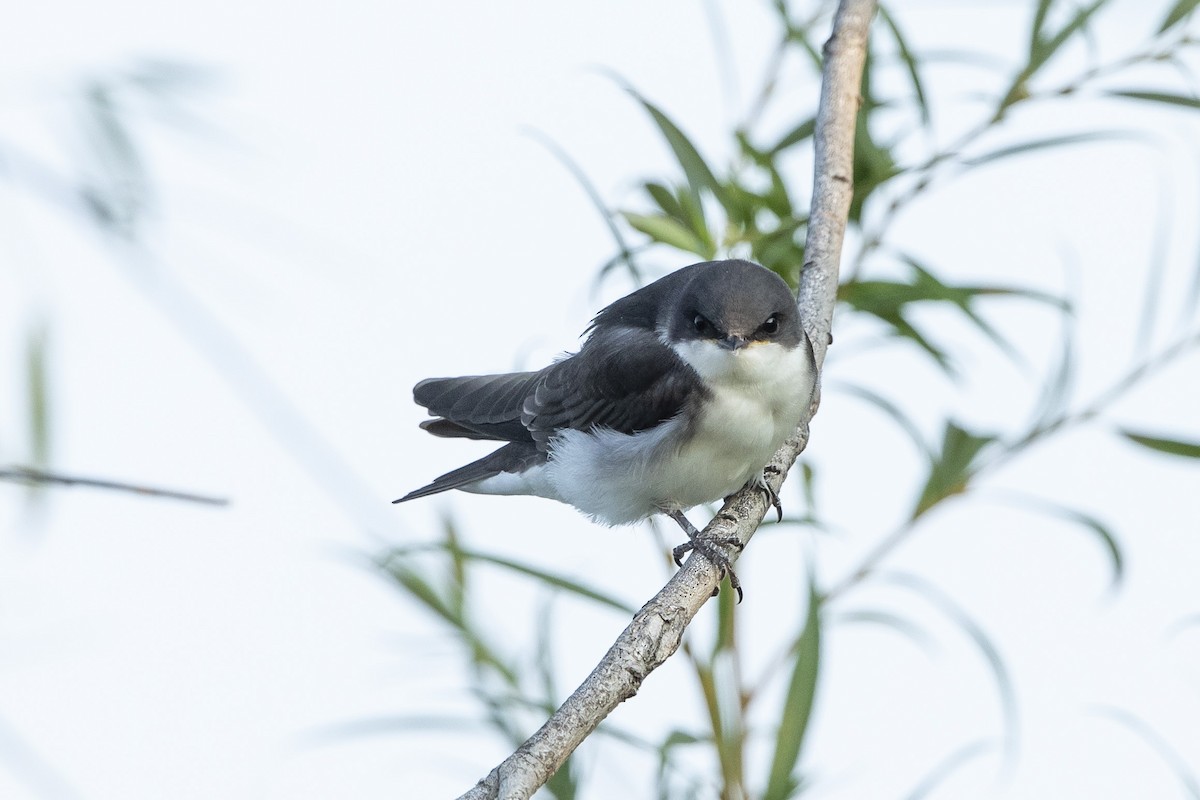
[457,3,876,797]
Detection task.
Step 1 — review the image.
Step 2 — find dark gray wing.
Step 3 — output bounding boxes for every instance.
[521,326,703,450]
[413,371,542,442]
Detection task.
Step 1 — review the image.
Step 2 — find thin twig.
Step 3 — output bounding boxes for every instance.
[455,2,877,798]
[0,465,228,506]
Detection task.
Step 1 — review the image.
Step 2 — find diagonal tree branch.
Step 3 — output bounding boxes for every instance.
[456,2,876,798]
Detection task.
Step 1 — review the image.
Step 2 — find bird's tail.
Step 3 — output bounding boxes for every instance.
[392,442,542,503]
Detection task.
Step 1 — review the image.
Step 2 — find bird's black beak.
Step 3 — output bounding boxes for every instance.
[719,334,749,351]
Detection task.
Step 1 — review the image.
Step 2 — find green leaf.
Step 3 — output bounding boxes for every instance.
[622,212,714,258]
[878,6,930,126]
[767,117,816,156]
[1029,0,1108,75]
[763,582,821,800]
[623,84,730,210]
[1030,0,1055,54]
[644,181,686,224]
[1121,431,1200,459]
[913,422,995,518]
[1159,0,1200,32]
[25,322,51,467]
[450,549,636,614]
[1108,90,1200,110]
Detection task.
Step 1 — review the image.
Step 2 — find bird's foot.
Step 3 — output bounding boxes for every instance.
[666,509,744,602]
[752,465,784,522]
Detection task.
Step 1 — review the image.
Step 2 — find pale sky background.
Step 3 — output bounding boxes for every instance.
[2,1,1199,799]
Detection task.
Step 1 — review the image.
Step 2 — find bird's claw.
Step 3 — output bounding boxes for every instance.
[667,510,745,602]
[757,466,784,522]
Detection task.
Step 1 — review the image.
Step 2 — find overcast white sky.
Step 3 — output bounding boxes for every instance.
[2,1,1200,799]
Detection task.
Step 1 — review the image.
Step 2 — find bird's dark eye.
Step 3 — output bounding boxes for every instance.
[693,314,714,336]
[761,315,780,335]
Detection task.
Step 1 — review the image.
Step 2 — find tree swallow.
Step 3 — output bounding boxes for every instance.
[394,259,817,596]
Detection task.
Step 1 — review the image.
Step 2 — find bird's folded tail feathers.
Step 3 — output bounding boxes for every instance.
[392,442,543,504]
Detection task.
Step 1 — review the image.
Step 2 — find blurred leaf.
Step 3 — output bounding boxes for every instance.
[622,211,714,258]
[1027,310,1076,430]
[1000,0,1109,115]
[1159,0,1200,33]
[763,582,820,800]
[841,259,1063,375]
[624,85,730,210]
[878,6,930,126]
[767,117,816,156]
[834,608,936,654]
[1029,0,1109,75]
[526,129,638,281]
[1091,706,1200,799]
[448,547,635,614]
[849,53,900,222]
[914,422,995,519]
[1030,0,1055,52]
[378,554,520,686]
[990,492,1123,590]
[902,739,999,800]
[1120,431,1200,459]
[963,131,1130,169]
[1108,89,1200,110]
[645,181,687,224]
[885,572,1018,763]
[80,80,149,234]
[835,381,934,460]
[25,322,50,468]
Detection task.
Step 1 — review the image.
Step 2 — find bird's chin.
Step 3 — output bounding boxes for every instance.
[672,339,790,384]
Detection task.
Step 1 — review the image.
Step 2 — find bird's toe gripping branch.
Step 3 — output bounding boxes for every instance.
[666,509,745,603]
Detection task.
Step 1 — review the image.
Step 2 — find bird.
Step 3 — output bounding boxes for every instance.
[393,258,818,598]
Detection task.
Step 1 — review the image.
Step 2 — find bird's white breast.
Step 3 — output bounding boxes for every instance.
[543,338,815,525]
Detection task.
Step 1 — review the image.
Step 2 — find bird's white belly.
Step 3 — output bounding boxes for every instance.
[544,341,813,525]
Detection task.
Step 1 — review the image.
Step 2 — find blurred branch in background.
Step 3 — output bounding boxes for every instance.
[1,58,393,531]
[0,465,228,506]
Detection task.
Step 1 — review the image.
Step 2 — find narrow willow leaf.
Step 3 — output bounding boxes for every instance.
[990,491,1123,589]
[1108,89,1200,110]
[913,422,995,519]
[1029,0,1109,75]
[884,572,1019,764]
[878,6,930,126]
[622,212,713,257]
[834,381,933,460]
[902,739,999,800]
[1030,0,1055,56]
[624,85,730,210]
[1159,0,1200,32]
[25,322,51,467]
[525,129,638,279]
[763,583,821,800]
[453,549,636,614]
[645,181,686,224]
[1120,431,1200,459]
[834,608,936,654]
[768,117,817,156]
[1091,706,1200,799]
[1027,311,1076,430]
[963,131,1131,169]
